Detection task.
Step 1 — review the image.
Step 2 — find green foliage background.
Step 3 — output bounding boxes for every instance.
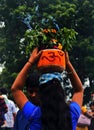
[0,0,94,104]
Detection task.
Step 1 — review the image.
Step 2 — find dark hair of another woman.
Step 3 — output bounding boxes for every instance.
[26,72,40,90]
[39,78,72,130]
[25,72,41,106]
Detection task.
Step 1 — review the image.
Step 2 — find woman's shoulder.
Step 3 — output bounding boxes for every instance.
[69,101,81,117]
[69,102,81,130]
[22,101,41,119]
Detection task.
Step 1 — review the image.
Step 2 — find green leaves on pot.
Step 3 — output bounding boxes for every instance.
[21,27,78,55]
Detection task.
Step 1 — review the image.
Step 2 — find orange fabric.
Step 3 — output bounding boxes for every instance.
[81,106,87,113]
[37,49,66,70]
[76,126,88,130]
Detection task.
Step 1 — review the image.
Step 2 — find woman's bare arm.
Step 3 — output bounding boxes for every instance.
[65,52,84,107]
[11,48,42,109]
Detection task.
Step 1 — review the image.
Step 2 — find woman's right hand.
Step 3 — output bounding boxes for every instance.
[28,47,42,64]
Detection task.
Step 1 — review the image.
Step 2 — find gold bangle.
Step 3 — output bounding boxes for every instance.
[28,61,32,65]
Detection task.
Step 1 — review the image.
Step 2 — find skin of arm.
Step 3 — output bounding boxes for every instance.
[65,52,84,107]
[11,48,42,110]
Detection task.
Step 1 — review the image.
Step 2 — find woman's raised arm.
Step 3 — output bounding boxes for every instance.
[11,48,42,109]
[65,52,84,107]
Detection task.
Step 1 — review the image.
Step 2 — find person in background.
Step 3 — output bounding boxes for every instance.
[76,106,92,130]
[89,102,94,116]
[0,88,17,130]
[0,95,8,130]
[88,101,94,130]
[11,47,83,130]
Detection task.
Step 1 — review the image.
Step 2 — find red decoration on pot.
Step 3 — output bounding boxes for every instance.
[37,49,66,73]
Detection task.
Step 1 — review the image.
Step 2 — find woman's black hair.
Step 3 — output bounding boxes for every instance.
[39,78,72,130]
[0,87,8,94]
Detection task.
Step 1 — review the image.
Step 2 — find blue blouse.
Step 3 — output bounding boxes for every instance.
[70,102,81,130]
[14,101,80,130]
[22,101,42,130]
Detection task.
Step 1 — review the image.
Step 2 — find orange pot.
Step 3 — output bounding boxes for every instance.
[37,49,66,73]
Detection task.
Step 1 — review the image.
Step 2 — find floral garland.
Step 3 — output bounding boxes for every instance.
[20,27,78,55]
[42,29,63,50]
